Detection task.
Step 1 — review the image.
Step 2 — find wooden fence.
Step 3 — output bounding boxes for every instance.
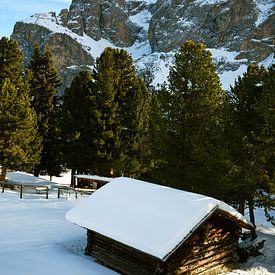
[1,181,95,199]
[1,181,49,199]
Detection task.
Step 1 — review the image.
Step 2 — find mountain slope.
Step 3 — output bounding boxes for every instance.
[11,0,275,91]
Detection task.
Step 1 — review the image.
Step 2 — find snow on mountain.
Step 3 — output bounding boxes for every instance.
[260,52,275,67]
[12,0,275,91]
[23,13,115,60]
[129,9,152,32]
[255,0,275,27]
[210,48,249,90]
[193,0,226,6]
[19,12,264,91]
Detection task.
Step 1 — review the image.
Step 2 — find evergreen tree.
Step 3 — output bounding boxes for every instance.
[160,40,225,195]
[230,64,275,226]
[0,37,23,87]
[0,37,41,180]
[28,45,62,176]
[42,96,64,179]
[149,86,174,184]
[91,48,152,177]
[0,78,41,181]
[145,91,167,182]
[61,69,97,179]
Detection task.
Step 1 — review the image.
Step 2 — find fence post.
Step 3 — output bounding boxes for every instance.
[57,187,60,199]
[46,187,49,199]
[1,182,4,193]
[20,185,23,199]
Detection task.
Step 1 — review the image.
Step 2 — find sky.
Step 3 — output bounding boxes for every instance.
[0,0,71,38]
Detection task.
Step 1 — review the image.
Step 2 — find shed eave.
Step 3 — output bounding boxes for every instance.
[161,206,219,262]
[162,206,253,262]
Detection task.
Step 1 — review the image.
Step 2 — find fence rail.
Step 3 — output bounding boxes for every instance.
[1,181,95,199]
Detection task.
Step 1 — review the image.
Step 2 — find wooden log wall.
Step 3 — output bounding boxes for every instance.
[167,213,241,274]
[86,230,166,275]
[85,212,243,275]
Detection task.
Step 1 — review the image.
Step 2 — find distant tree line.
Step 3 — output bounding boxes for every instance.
[0,37,274,225]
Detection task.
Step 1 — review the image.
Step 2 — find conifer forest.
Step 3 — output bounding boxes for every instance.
[0,37,274,225]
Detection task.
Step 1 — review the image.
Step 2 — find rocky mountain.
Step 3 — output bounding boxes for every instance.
[11,0,275,91]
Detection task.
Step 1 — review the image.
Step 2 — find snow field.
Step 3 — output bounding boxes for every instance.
[0,175,274,275]
[0,191,116,275]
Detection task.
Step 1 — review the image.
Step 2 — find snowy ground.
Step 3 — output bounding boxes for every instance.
[227,209,275,275]
[0,174,274,275]
[0,189,116,275]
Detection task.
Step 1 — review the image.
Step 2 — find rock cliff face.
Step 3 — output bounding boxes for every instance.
[12,16,94,90]
[149,0,255,52]
[63,0,139,46]
[11,0,275,91]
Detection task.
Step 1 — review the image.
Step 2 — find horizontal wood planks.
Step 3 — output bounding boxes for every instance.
[85,211,243,274]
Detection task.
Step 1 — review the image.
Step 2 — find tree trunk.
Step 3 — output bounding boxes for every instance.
[238,197,245,215]
[248,198,256,227]
[248,197,257,240]
[33,168,39,177]
[71,169,76,187]
[0,166,7,181]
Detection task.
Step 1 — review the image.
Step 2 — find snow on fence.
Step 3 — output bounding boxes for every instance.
[1,181,95,200]
[0,171,98,200]
[1,181,50,199]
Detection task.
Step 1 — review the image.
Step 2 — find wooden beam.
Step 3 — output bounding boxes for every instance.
[20,185,23,199]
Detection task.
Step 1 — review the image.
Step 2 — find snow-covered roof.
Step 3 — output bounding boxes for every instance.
[6,171,55,187]
[74,175,113,183]
[66,177,252,260]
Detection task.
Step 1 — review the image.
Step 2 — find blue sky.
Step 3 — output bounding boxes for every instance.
[0,0,71,37]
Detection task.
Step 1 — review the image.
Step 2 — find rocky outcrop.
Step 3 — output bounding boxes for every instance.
[12,21,94,70]
[148,0,274,62]
[12,22,52,66]
[239,12,275,61]
[61,0,142,46]
[11,0,274,91]
[12,20,94,90]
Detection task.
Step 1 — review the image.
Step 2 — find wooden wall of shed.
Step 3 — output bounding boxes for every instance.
[166,213,241,274]
[85,230,166,275]
[85,212,242,275]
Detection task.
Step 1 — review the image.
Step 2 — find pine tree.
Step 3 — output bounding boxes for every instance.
[254,65,275,172]
[91,48,152,177]
[28,45,62,176]
[230,64,275,225]
[0,37,23,87]
[0,79,41,180]
[161,40,225,194]
[149,86,173,184]
[0,37,41,180]
[42,96,64,179]
[90,48,121,176]
[61,69,97,178]
[145,91,166,182]
[256,64,275,225]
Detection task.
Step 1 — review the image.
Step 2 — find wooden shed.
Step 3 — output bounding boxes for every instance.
[66,177,254,275]
[74,174,113,190]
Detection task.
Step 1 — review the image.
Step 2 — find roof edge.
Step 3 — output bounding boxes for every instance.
[162,205,219,262]
[215,208,255,230]
[162,206,254,262]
